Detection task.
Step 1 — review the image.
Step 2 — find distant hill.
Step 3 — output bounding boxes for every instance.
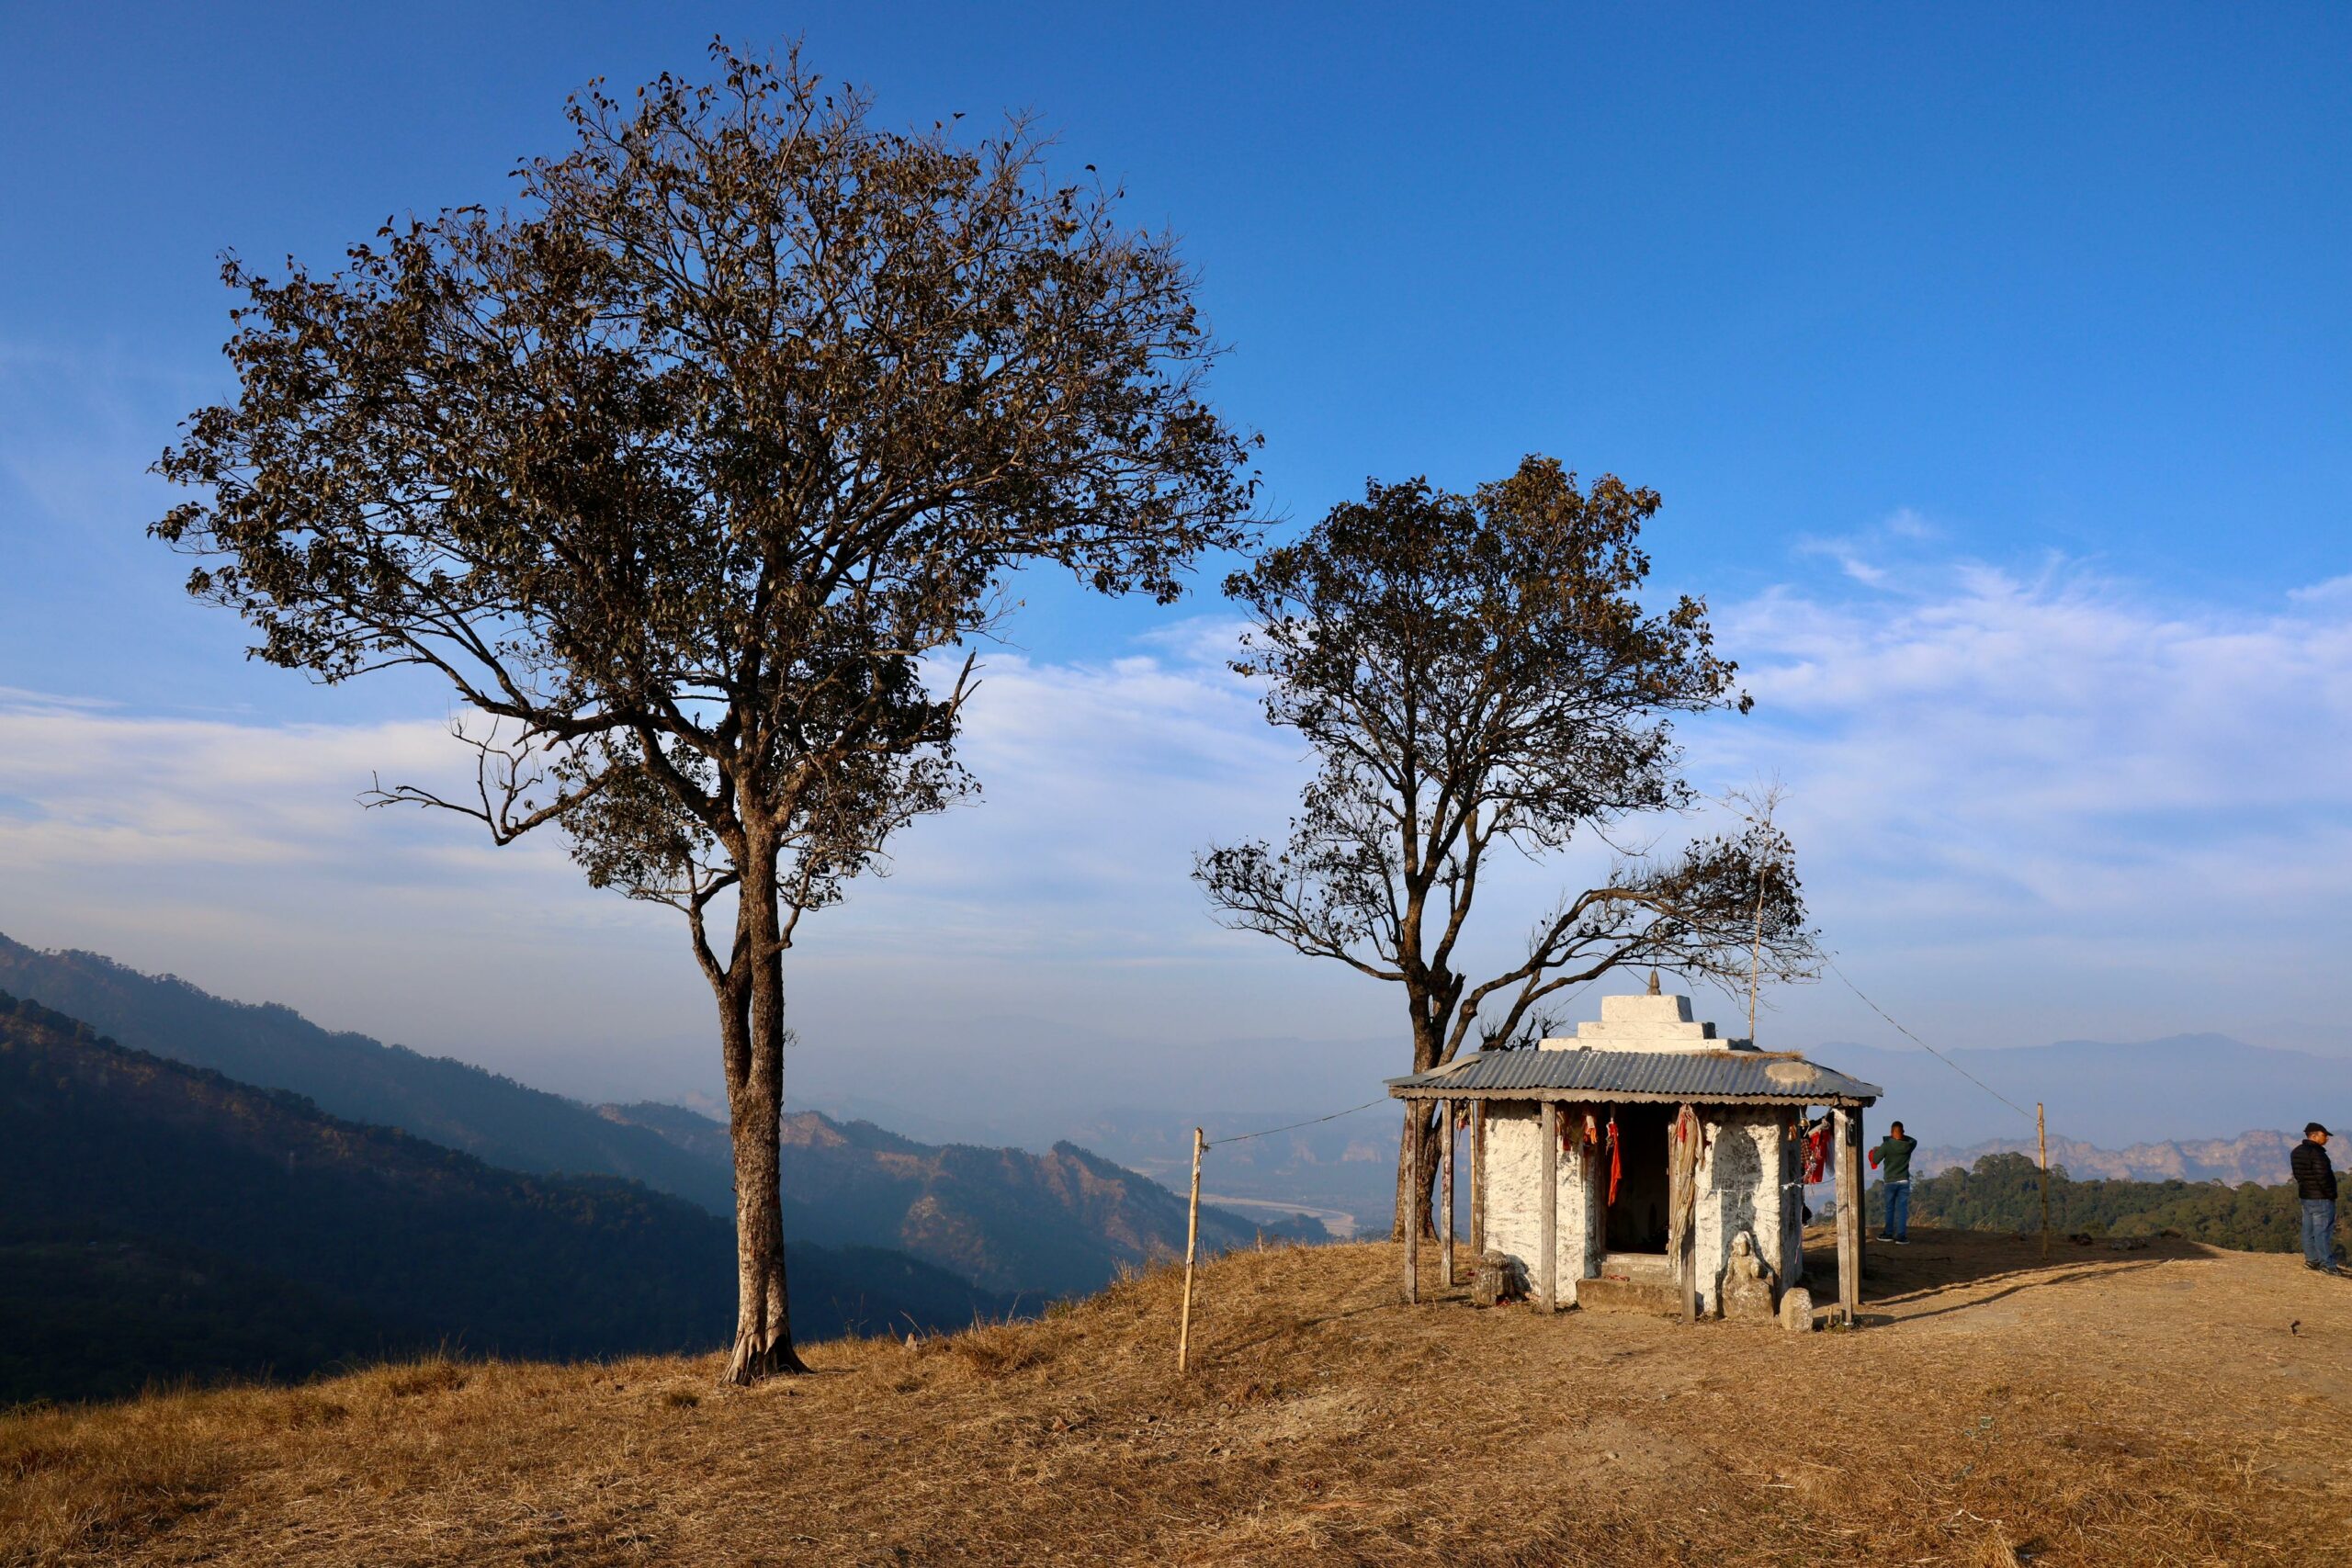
[602,1103,1328,1299]
[0,991,1010,1404]
[0,934,1327,1307]
[0,933,733,1213]
[1912,1127,2305,1188]
[1068,1103,1401,1235]
[1821,1033,2352,1148]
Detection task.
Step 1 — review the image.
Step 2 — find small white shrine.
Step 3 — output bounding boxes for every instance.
[1386,979,1883,1325]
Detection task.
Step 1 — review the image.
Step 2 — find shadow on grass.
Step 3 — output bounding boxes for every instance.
[1866,1260,2169,1325]
[1193,1299,1401,1366]
[1797,1226,2227,1326]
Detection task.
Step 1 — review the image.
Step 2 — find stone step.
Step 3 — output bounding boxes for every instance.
[1575,1274,1684,1316]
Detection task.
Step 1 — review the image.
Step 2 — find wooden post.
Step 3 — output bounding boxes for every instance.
[1677,1104,1699,1325]
[1540,1100,1558,1314]
[1440,1098,1456,1289]
[1470,1100,1487,1258]
[1854,1107,1868,1284]
[1404,1108,1419,1305]
[1853,1104,1871,1288]
[1834,1107,1861,1327]
[2037,1101,2051,1261]
[1178,1126,1204,1373]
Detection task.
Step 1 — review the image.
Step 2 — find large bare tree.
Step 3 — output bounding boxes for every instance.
[153,47,1257,1381]
[1193,459,1814,1239]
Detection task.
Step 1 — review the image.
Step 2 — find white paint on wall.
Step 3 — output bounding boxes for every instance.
[1479,1100,1804,1314]
[1459,992,1829,1315]
[1537,991,1736,1053]
[1481,1102,1596,1303]
[1692,1111,1794,1314]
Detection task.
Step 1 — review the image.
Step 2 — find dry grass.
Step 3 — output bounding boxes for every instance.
[6,1228,2350,1565]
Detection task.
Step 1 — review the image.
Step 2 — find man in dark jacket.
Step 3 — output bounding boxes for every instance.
[2291,1122,2338,1273]
[1871,1121,1918,1244]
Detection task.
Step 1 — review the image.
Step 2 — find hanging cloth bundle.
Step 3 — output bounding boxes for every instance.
[1604,1114,1623,1206]
[1668,1105,1703,1243]
[1803,1121,1832,1185]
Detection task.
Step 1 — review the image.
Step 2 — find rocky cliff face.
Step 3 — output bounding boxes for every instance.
[1911,1128,2303,1186]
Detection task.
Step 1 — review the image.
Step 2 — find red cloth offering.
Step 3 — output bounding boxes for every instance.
[1605,1115,1622,1206]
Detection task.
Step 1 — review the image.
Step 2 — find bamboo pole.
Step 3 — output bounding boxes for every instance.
[2037,1101,2051,1262]
[1748,879,1766,1043]
[1178,1127,1204,1373]
[1440,1099,1455,1289]
[1540,1101,1558,1314]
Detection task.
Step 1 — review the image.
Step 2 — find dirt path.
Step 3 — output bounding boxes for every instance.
[6,1229,2348,1565]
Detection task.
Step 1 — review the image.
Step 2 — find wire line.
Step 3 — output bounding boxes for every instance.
[1826,955,2041,1125]
[1207,1098,1391,1146]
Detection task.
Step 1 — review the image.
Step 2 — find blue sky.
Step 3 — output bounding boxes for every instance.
[1,5,2346,1139]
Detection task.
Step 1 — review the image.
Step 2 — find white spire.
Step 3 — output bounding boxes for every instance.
[1536,989,1724,1054]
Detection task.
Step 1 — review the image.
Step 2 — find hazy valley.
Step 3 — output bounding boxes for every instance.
[0,936,1321,1404]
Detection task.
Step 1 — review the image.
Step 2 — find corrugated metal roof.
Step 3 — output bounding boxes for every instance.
[1385,1047,1881,1105]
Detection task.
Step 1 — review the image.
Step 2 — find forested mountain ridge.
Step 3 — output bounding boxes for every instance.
[602,1105,1328,1299]
[0,991,1010,1403]
[0,933,732,1213]
[0,934,1323,1305]
[1873,1151,2352,1255]
[1911,1127,2306,1188]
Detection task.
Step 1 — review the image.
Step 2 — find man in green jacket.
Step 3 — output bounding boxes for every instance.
[1872,1122,1918,1244]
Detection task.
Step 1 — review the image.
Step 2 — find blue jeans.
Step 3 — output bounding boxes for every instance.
[1883,1180,1910,1241]
[2302,1199,2337,1268]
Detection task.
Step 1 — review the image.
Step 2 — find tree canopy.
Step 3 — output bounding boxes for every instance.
[154,44,1258,1379]
[1197,458,1815,1234]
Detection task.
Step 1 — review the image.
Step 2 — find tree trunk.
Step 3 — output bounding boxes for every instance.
[1390,1100,1445,1241]
[724,1059,801,1382]
[1389,1010,1447,1241]
[718,834,808,1383]
[1391,1105,1419,1242]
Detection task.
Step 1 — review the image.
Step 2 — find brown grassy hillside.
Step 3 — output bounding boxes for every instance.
[6,1229,2350,1565]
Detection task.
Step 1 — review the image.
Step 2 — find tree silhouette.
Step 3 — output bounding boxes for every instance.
[1196,459,1813,1238]
[155,45,1257,1381]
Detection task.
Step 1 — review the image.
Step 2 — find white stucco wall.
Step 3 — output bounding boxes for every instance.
[1481,1102,1599,1303]
[1481,1100,1802,1314]
[1691,1111,1797,1314]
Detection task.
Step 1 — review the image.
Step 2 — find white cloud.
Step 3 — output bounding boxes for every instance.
[1791,507,1955,592]
[1696,560,2352,1048]
[2289,572,2352,605]
[4,547,2349,1125]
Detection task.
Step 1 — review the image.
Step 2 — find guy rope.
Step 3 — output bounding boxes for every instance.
[1826,956,2056,1258]
[1174,1098,1389,1373]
